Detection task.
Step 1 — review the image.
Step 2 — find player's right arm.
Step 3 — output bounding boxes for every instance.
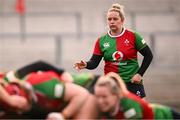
[74,39,102,71]
[46,82,90,119]
[61,83,89,118]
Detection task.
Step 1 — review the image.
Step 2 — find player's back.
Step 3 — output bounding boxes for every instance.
[151,104,173,119]
[25,71,65,112]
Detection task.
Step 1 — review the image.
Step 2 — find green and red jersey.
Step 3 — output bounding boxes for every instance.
[120,92,153,119]
[120,97,174,119]
[22,71,98,112]
[93,28,147,82]
[102,92,175,119]
[72,73,94,87]
[24,71,66,112]
[101,92,153,119]
[3,71,94,112]
[151,104,174,119]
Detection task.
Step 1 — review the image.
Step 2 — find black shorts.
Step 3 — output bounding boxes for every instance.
[125,82,146,98]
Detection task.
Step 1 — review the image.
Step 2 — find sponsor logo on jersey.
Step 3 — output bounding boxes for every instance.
[112,51,123,62]
[112,62,127,66]
[103,42,110,48]
[124,39,130,46]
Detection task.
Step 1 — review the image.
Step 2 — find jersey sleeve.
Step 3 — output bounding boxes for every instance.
[72,73,92,87]
[93,38,102,55]
[26,72,65,99]
[135,32,147,51]
[121,98,143,119]
[53,81,65,99]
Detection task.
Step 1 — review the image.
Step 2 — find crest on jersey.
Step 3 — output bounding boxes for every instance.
[103,42,110,48]
[112,51,123,61]
[124,39,130,46]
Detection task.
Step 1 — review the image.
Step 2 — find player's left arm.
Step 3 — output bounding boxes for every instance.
[137,46,153,76]
[132,32,153,83]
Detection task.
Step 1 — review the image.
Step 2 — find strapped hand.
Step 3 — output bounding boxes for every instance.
[73,60,87,71]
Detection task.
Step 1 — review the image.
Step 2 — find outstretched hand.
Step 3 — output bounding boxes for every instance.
[73,60,87,71]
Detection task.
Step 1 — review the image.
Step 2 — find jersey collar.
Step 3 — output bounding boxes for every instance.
[108,27,126,38]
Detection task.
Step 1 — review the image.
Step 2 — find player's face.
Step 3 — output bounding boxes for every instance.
[95,86,119,113]
[107,11,124,33]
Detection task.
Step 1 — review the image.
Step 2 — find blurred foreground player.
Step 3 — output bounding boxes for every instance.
[94,72,180,119]
[0,82,30,118]
[15,60,99,92]
[2,68,99,119]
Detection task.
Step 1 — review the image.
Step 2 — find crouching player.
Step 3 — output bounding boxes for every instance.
[2,70,99,119]
[94,72,180,119]
[15,60,99,92]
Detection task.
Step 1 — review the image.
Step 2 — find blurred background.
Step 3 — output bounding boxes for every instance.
[0,0,180,109]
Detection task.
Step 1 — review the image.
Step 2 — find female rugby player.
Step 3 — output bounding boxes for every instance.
[74,3,153,98]
[94,72,180,119]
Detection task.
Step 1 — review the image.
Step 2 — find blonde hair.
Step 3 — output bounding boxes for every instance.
[95,76,120,95]
[106,72,128,93]
[108,3,125,21]
[95,72,128,96]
